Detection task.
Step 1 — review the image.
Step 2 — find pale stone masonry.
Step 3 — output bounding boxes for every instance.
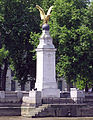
[6,67,12,91]
[35,24,60,98]
[70,88,85,103]
[6,67,67,92]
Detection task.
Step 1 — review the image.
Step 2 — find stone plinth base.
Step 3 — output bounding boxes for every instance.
[0,91,23,103]
[70,88,85,103]
[42,88,60,98]
[22,90,41,107]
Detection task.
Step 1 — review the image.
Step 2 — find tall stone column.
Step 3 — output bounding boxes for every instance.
[6,67,11,91]
[35,24,60,98]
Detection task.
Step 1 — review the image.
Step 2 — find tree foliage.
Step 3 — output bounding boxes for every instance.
[0,0,93,91]
[0,46,9,90]
[0,47,8,65]
[0,0,41,87]
[49,0,93,90]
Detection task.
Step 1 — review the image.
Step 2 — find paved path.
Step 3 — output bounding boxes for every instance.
[0,117,93,120]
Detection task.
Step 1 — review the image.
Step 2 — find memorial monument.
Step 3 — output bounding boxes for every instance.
[22,5,60,108]
[35,5,60,98]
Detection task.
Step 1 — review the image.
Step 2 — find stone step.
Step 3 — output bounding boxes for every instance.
[1,103,93,117]
[84,98,93,104]
[30,104,78,117]
[5,94,17,97]
[0,97,21,103]
[21,104,50,117]
[85,99,93,101]
[32,105,51,117]
[42,98,74,104]
[84,93,93,104]
[85,96,93,99]
[0,103,21,107]
[80,106,93,117]
[34,104,93,117]
[0,106,21,116]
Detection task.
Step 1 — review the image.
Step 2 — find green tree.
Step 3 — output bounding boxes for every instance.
[29,0,55,61]
[0,0,9,90]
[0,46,9,90]
[0,0,93,91]
[49,0,93,91]
[0,0,41,89]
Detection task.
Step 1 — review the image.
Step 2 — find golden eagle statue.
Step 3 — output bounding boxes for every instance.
[36,5,53,24]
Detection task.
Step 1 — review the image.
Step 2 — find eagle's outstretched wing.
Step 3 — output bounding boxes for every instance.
[36,5,45,20]
[47,6,53,15]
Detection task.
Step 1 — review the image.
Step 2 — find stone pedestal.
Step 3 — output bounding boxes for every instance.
[22,90,41,107]
[0,91,5,102]
[70,88,85,103]
[35,24,60,98]
[0,91,5,98]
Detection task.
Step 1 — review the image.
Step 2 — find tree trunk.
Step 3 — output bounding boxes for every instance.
[1,58,8,91]
[0,65,2,90]
[21,83,25,91]
[85,83,88,92]
[92,85,93,92]
[67,81,73,91]
[92,87,93,92]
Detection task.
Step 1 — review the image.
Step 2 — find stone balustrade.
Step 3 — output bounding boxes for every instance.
[0,91,29,103]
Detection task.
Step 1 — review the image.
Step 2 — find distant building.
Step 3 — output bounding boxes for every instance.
[6,67,35,91]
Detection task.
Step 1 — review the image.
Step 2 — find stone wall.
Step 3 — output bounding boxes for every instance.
[21,104,93,117]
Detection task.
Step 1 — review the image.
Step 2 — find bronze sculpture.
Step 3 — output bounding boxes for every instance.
[36,5,53,24]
